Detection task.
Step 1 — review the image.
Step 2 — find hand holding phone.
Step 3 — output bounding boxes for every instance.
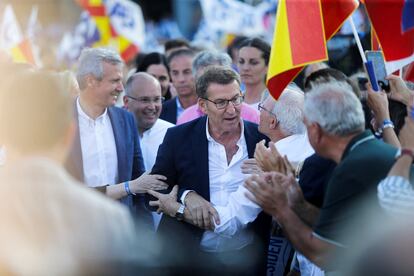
[365,51,390,92]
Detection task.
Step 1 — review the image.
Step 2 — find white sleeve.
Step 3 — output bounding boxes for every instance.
[213,184,262,237]
[378,175,414,215]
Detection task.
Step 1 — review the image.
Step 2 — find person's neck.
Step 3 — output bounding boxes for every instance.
[178,94,198,109]
[322,133,359,164]
[269,130,289,143]
[79,94,105,120]
[244,82,266,104]
[209,120,242,145]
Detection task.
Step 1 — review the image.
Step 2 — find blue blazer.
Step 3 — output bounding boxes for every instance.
[65,105,145,194]
[151,116,270,273]
[159,98,177,124]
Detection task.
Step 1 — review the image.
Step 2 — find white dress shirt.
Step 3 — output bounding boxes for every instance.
[200,119,260,252]
[274,133,314,163]
[77,98,118,187]
[141,119,174,171]
[212,133,314,239]
[140,119,174,230]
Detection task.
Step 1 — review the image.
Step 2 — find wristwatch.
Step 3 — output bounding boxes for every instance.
[175,204,185,221]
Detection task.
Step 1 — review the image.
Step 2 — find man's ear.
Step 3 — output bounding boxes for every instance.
[123,95,129,109]
[198,98,207,114]
[269,116,278,130]
[312,123,324,144]
[85,74,96,88]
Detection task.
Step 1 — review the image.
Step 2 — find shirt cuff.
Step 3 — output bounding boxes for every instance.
[180,190,194,205]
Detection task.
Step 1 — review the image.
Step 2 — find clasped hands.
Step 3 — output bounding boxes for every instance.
[148,186,220,230]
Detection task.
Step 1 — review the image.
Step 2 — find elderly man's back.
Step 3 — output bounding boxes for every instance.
[0,158,139,275]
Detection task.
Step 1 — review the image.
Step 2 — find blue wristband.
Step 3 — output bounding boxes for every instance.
[124,181,136,196]
[382,119,394,130]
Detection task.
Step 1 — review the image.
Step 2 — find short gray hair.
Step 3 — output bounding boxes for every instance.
[76,48,123,89]
[272,89,306,135]
[196,66,240,98]
[192,50,232,77]
[304,82,365,136]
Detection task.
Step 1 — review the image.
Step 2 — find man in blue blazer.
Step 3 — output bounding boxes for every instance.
[151,66,271,274]
[159,49,198,124]
[66,48,166,228]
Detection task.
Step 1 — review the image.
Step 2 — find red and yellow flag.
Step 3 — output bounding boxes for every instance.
[77,0,139,62]
[267,0,359,99]
[371,28,380,51]
[10,39,35,64]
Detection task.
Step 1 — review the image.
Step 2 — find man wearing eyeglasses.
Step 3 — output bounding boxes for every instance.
[123,72,173,230]
[124,72,174,172]
[150,66,271,274]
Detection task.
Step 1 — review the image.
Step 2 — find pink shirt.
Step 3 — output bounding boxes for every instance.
[176,103,260,125]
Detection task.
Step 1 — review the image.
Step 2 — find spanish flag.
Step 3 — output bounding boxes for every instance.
[364,0,414,75]
[77,0,139,62]
[267,0,359,99]
[0,5,36,65]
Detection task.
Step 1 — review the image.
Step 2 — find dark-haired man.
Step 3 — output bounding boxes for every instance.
[151,66,270,274]
[160,49,197,124]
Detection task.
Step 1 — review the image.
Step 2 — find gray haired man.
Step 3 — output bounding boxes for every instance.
[66,48,166,229]
[245,82,397,271]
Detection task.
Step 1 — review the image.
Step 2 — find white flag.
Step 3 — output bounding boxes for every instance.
[104,0,145,47]
[200,0,272,36]
[0,5,23,50]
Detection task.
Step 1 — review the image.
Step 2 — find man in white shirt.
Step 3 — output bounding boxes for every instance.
[149,66,271,274]
[256,88,318,276]
[124,72,174,229]
[258,87,313,163]
[66,48,167,226]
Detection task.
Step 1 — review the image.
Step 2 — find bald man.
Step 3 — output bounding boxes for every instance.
[124,73,173,230]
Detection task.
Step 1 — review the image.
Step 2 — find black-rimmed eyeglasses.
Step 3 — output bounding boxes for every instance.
[202,95,244,110]
[127,95,165,104]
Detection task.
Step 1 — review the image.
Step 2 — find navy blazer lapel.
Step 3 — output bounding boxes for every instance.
[108,107,127,181]
[191,116,210,201]
[244,122,259,158]
[169,99,178,124]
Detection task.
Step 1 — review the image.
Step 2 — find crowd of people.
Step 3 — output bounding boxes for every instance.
[0,36,414,275]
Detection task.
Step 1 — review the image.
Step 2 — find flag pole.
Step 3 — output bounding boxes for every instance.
[350,16,379,91]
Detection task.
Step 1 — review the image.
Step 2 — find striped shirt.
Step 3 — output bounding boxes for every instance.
[378,176,414,215]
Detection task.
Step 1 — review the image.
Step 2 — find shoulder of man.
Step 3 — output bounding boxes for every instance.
[243,120,268,141]
[109,106,136,124]
[164,116,206,138]
[156,118,175,129]
[162,98,176,109]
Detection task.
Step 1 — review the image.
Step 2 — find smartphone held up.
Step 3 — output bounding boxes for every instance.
[365,50,390,92]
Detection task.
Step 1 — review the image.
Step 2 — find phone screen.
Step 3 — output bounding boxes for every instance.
[365,51,390,92]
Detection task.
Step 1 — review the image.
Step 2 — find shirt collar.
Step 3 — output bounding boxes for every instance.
[142,119,159,137]
[176,97,183,111]
[205,117,244,145]
[76,97,108,122]
[341,130,375,161]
